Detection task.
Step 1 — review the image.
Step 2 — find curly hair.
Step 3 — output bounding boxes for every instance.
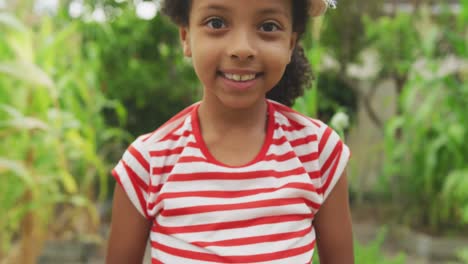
[161,0,313,107]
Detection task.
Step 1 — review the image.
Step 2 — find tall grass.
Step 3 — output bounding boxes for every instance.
[0,12,124,263]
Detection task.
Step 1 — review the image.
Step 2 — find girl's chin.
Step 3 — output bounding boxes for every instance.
[216,95,266,110]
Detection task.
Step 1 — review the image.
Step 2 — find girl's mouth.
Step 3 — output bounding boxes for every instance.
[217,71,263,91]
[218,71,263,82]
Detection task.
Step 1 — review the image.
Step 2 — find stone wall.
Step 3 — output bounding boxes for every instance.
[346,79,397,194]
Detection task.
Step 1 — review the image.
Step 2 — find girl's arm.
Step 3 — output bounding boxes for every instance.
[106,184,152,264]
[314,172,354,264]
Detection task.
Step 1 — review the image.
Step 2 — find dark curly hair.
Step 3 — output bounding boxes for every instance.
[161,0,312,107]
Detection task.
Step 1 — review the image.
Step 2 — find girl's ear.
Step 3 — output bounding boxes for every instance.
[179,27,192,57]
[289,32,298,63]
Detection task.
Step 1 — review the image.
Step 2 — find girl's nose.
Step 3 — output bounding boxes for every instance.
[228,30,257,61]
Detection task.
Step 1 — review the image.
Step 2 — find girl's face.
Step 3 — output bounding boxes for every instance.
[180,0,297,110]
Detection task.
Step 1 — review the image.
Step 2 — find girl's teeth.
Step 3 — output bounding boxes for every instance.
[224,73,256,81]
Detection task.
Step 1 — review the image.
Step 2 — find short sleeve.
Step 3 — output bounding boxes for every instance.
[112,136,152,219]
[317,124,350,201]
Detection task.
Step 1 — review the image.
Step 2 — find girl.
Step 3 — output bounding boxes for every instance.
[106,0,354,263]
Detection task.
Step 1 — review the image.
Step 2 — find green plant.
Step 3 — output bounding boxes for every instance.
[457,247,468,263]
[354,228,406,264]
[313,228,406,264]
[379,3,468,231]
[0,11,124,262]
[79,2,199,136]
[293,20,326,118]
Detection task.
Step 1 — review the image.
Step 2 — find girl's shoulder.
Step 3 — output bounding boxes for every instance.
[269,100,327,132]
[269,100,345,157]
[136,102,200,145]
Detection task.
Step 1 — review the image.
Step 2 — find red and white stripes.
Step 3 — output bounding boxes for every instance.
[112,100,350,263]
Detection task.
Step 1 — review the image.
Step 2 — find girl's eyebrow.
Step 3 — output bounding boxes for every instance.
[256,7,290,19]
[197,4,289,19]
[198,4,229,13]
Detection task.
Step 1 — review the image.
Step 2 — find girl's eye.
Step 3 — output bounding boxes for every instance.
[206,18,226,29]
[260,22,280,32]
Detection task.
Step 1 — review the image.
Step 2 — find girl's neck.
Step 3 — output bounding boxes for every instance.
[197,97,268,133]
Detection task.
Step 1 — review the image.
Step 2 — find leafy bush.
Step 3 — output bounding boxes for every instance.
[79,2,199,136]
[294,22,357,126]
[376,3,468,231]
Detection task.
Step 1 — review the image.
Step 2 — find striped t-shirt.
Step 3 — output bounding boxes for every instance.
[112,100,350,264]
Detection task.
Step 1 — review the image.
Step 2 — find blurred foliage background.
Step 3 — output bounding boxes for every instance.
[0,0,467,263]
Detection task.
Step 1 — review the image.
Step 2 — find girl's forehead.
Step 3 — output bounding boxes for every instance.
[190,0,293,16]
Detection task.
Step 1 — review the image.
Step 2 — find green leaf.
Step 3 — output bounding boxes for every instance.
[462,204,468,224]
[447,123,465,146]
[60,171,78,194]
[0,104,49,131]
[0,61,55,91]
[442,169,468,209]
[0,12,27,32]
[0,104,22,118]
[0,158,34,186]
[0,117,48,131]
[70,195,88,207]
[0,13,34,62]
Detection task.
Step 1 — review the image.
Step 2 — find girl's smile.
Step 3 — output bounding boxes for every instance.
[218,70,264,92]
